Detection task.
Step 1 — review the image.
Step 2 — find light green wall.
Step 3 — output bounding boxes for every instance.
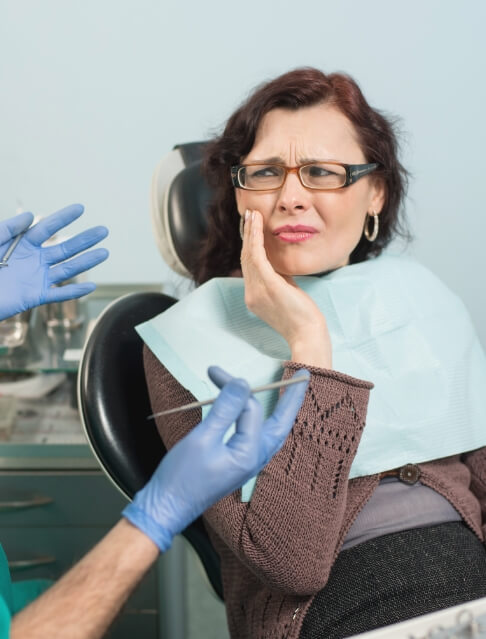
[1,0,485,343]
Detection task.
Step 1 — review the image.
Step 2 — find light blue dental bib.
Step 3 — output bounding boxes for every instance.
[137,255,486,501]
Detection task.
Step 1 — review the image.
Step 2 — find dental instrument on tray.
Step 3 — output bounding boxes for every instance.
[147,374,310,419]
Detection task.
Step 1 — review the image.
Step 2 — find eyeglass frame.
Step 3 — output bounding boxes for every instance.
[230,161,380,191]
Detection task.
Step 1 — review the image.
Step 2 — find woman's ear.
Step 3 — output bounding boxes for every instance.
[370,178,386,214]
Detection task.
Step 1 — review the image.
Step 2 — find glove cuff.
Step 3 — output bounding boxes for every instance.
[122,504,174,553]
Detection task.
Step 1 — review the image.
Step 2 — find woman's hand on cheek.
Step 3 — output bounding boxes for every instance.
[240,210,332,368]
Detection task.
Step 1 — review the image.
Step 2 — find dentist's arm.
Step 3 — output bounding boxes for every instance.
[11,368,309,639]
[0,204,108,321]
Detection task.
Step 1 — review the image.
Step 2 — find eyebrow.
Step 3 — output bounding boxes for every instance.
[246,156,285,164]
[246,156,330,165]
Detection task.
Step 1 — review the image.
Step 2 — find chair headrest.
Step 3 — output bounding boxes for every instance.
[150,142,212,277]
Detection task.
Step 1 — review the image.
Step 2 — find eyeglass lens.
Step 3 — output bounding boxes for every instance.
[238,163,347,190]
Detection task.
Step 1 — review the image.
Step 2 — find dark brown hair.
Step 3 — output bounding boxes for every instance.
[193,67,410,284]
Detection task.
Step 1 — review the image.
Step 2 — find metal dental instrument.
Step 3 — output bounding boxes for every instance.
[147,374,309,420]
[0,228,29,267]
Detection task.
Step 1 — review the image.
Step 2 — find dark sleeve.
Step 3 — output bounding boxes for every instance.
[143,344,203,449]
[143,345,373,595]
[463,447,486,542]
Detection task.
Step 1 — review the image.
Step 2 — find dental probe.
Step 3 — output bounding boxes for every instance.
[0,228,30,267]
[147,374,309,419]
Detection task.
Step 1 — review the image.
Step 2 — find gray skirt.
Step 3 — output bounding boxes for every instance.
[300,522,486,639]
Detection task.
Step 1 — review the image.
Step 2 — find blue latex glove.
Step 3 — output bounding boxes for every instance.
[0,204,109,321]
[123,366,310,551]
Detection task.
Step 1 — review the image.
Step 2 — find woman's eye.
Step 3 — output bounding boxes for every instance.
[250,166,280,178]
[308,165,333,177]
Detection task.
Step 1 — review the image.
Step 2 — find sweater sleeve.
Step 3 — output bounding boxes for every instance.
[463,447,486,543]
[143,345,373,595]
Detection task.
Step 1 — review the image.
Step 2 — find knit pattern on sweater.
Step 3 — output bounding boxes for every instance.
[143,346,485,639]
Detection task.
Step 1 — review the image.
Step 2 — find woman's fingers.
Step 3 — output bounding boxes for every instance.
[241,210,282,311]
[240,209,253,276]
[239,209,326,349]
[239,209,332,364]
[241,210,275,281]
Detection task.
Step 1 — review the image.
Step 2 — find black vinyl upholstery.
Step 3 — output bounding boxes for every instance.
[78,291,223,600]
[174,141,208,166]
[167,160,212,273]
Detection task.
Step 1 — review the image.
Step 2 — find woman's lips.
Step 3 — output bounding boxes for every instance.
[272,225,318,243]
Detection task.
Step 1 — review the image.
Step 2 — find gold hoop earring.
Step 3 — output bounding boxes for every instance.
[239,216,245,240]
[364,211,379,242]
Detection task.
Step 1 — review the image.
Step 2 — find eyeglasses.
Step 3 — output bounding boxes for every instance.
[230,161,379,191]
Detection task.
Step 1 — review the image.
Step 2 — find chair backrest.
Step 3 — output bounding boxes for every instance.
[77,291,223,600]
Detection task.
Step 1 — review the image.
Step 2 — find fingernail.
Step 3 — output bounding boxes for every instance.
[245,209,250,221]
[251,210,255,221]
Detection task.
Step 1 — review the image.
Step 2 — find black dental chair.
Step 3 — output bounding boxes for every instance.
[77,144,224,609]
[150,141,212,277]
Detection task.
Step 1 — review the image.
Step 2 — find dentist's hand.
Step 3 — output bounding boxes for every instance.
[122,366,310,551]
[240,209,332,367]
[0,204,108,321]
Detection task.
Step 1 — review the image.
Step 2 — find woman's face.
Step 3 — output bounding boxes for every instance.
[235,103,385,276]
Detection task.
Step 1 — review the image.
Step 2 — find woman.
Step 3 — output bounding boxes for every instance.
[143,68,486,639]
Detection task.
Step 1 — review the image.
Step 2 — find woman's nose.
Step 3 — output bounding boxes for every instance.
[275,172,312,214]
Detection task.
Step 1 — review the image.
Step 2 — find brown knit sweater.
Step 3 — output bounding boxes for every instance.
[143,345,486,639]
